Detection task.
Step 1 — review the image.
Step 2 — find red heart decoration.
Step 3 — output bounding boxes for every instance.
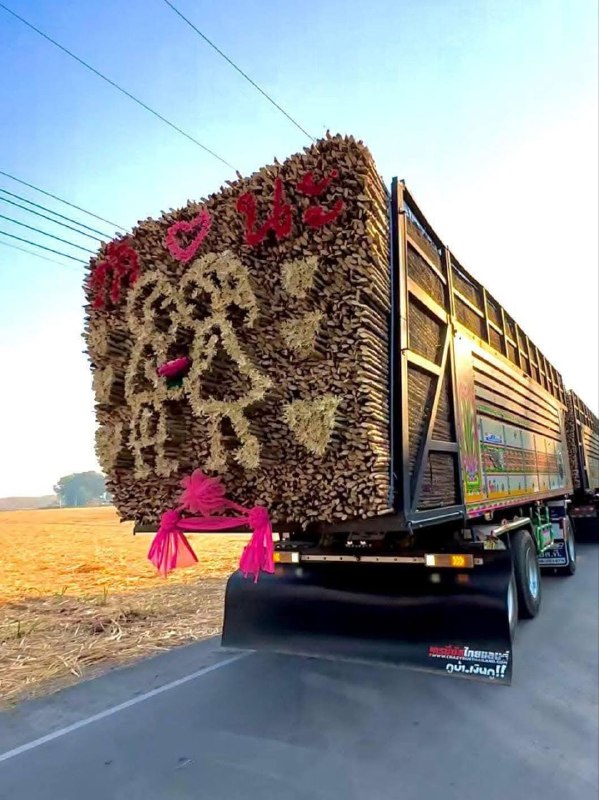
[164,209,212,263]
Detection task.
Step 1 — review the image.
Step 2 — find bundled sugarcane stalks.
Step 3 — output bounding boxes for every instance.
[83,134,392,526]
[565,394,581,490]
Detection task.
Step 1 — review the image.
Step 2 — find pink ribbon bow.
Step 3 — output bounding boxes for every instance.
[148,470,274,582]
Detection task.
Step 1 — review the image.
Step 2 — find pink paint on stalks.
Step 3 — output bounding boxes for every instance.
[156,357,191,379]
[164,208,212,263]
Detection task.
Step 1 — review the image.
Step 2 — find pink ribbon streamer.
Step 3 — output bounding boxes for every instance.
[148,471,274,582]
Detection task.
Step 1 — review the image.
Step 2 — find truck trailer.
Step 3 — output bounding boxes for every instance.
[84,134,594,684]
[222,177,579,683]
[566,390,599,532]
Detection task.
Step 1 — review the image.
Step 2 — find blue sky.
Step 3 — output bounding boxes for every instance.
[0,0,597,495]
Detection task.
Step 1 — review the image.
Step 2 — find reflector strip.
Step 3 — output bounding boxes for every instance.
[301,554,424,564]
[425,553,474,568]
[274,553,482,567]
[273,551,300,564]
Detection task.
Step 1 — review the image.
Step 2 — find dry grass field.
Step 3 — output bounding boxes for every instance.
[0,507,248,707]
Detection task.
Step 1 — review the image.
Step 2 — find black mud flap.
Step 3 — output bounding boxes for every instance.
[222,550,514,684]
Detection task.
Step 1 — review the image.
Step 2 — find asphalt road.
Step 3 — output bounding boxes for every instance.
[0,542,597,800]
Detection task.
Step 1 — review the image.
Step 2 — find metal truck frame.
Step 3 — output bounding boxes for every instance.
[222,178,580,684]
[567,390,599,531]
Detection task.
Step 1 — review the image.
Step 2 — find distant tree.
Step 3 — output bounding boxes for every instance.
[53,472,106,508]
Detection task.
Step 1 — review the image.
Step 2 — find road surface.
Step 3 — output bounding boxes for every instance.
[0,543,597,800]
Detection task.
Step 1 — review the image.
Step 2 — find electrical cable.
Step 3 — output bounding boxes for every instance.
[0,169,125,231]
[0,188,113,238]
[163,0,315,142]
[0,196,105,243]
[0,2,237,170]
[0,214,95,254]
[0,239,81,271]
[0,230,88,263]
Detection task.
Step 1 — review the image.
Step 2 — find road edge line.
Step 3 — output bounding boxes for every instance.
[0,651,251,764]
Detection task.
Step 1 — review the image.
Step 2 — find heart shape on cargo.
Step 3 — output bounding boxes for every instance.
[284,395,340,456]
[165,209,212,263]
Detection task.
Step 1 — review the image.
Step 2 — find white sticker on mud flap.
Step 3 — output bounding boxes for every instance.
[445,661,508,679]
[428,645,511,680]
[538,544,567,567]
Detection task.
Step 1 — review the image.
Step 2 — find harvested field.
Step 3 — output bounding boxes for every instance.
[0,507,247,707]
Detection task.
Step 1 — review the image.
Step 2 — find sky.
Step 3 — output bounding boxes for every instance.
[0,0,597,496]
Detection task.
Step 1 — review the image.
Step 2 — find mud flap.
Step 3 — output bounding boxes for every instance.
[222,549,514,684]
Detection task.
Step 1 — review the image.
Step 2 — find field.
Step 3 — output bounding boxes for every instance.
[0,507,248,707]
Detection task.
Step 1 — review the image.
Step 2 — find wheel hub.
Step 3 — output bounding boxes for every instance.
[507,578,516,630]
[526,549,540,599]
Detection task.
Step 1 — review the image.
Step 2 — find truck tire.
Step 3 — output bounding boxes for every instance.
[511,529,541,619]
[557,516,577,576]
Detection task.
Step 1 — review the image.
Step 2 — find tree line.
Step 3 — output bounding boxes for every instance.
[53,472,110,508]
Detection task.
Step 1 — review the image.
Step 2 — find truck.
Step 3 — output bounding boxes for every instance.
[222,177,582,684]
[566,390,599,534]
[85,134,596,685]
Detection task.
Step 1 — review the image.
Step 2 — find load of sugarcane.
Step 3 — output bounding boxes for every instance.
[83,134,392,526]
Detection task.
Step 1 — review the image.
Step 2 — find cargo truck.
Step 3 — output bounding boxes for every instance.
[86,135,595,685]
[222,178,582,684]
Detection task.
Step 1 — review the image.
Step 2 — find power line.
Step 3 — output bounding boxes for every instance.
[0,2,237,170]
[0,230,88,263]
[163,0,315,142]
[0,196,105,243]
[0,169,126,231]
[0,214,95,254]
[0,188,113,238]
[0,239,81,271]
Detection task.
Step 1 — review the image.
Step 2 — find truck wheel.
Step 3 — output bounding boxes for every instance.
[512,529,542,619]
[558,517,577,576]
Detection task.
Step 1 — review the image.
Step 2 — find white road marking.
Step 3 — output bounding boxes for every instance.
[0,651,251,764]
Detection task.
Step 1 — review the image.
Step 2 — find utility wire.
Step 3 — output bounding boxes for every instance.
[0,196,105,243]
[0,3,237,170]
[0,230,88,263]
[0,188,112,238]
[163,0,315,142]
[0,169,125,231]
[0,214,95,254]
[0,239,81,271]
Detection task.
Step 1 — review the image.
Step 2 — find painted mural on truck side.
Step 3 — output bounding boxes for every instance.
[454,334,571,512]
